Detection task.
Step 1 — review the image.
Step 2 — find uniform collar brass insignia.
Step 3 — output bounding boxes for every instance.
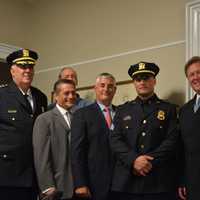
[157,110,165,120]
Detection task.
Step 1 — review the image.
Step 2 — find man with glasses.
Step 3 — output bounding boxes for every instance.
[0,49,47,200]
[110,62,179,200]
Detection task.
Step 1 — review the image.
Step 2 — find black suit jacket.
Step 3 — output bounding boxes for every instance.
[0,81,47,187]
[110,95,179,194]
[179,96,200,200]
[71,102,115,200]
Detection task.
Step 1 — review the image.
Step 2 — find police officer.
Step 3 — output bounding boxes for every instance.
[0,49,47,200]
[110,62,179,200]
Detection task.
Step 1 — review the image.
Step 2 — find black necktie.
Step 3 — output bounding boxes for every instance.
[24,94,33,113]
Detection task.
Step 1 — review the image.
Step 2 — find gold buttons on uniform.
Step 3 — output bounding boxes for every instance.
[125,126,129,129]
[141,144,144,149]
[143,120,147,124]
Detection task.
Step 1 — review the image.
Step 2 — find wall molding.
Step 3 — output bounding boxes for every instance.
[35,40,185,74]
[0,43,20,61]
[186,0,200,101]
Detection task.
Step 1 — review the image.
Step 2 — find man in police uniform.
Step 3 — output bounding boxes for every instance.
[110,62,178,200]
[0,49,47,200]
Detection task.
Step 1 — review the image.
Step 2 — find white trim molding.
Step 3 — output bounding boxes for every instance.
[186,0,200,101]
[0,43,19,61]
[36,40,185,74]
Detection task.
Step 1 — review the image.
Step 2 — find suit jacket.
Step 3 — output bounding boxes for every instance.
[71,102,115,200]
[33,106,73,199]
[110,95,179,194]
[0,81,47,187]
[179,96,200,200]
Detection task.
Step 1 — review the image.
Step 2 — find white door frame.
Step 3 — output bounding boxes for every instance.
[186,0,200,101]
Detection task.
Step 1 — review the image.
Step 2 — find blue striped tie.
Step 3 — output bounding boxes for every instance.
[194,97,200,113]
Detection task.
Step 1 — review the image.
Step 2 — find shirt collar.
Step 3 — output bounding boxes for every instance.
[97,101,113,112]
[19,88,32,97]
[56,104,69,115]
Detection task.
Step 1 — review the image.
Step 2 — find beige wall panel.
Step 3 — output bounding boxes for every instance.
[27,0,188,70]
[34,43,185,106]
[0,0,30,47]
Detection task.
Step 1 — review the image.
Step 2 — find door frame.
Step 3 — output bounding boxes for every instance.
[186,0,200,100]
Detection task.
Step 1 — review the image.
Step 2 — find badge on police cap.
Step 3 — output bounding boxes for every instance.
[157,110,165,120]
[139,62,145,70]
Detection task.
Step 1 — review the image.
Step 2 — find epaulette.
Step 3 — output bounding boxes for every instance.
[0,83,8,88]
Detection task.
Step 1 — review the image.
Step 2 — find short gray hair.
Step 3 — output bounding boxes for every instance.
[96,72,116,84]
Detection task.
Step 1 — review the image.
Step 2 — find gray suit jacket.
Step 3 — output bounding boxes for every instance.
[33,106,73,199]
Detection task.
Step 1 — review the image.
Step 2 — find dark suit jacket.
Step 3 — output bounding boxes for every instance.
[71,102,115,200]
[110,95,179,194]
[179,96,200,200]
[0,81,47,187]
[33,106,73,199]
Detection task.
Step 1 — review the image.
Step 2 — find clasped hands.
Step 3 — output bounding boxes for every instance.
[133,155,154,176]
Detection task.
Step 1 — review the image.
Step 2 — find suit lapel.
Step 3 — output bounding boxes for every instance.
[52,107,70,131]
[190,96,198,114]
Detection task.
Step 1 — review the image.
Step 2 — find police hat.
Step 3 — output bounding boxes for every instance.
[6,49,38,66]
[128,61,159,79]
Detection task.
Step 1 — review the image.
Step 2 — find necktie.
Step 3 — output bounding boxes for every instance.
[24,94,33,113]
[104,107,112,128]
[65,111,72,128]
[194,97,200,113]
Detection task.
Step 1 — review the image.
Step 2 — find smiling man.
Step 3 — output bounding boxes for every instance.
[33,79,77,200]
[71,73,117,200]
[178,56,200,200]
[0,49,47,200]
[110,62,179,200]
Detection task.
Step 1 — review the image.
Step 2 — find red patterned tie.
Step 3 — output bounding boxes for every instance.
[104,107,112,128]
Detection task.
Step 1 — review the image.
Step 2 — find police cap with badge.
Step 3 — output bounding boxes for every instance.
[128,61,160,80]
[6,49,38,68]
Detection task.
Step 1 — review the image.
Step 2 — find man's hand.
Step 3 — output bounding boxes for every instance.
[178,187,187,200]
[75,186,91,198]
[41,187,58,200]
[133,155,154,176]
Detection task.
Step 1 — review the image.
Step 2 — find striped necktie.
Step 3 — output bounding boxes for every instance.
[194,97,200,113]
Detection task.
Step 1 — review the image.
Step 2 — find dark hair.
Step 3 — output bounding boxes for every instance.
[53,79,75,94]
[185,56,200,76]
